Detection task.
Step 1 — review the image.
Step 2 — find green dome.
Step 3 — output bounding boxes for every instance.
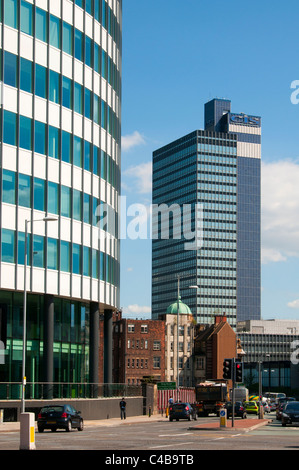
[166,296,192,314]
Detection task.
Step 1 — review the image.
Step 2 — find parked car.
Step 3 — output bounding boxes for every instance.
[169,403,197,421]
[37,404,84,432]
[225,401,247,419]
[244,401,259,415]
[281,401,299,427]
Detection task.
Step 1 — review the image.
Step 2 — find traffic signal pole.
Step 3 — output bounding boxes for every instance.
[231,358,235,427]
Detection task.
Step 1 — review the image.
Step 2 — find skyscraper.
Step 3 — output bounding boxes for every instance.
[0,0,122,390]
[152,99,261,328]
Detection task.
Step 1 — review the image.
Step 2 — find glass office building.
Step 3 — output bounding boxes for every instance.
[152,99,261,328]
[0,0,122,393]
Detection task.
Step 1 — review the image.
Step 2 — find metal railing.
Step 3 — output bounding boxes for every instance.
[0,382,143,401]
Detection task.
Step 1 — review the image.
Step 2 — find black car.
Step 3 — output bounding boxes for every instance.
[276,398,296,420]
[225,401,247,419]
[169,403,197,421]
[37,404,84,432]
[281,401,299,427]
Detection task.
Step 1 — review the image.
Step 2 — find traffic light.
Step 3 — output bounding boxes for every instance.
[235,361,243,383]
[223,359,232,380]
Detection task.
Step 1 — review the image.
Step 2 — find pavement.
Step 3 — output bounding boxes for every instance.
[0,414,272,433]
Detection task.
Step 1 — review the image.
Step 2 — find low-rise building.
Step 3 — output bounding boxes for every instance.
[112,315,165,385]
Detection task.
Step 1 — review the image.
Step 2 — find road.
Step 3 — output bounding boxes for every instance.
[0,412,298,454]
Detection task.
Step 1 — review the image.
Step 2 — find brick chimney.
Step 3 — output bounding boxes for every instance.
[214,314,227,325]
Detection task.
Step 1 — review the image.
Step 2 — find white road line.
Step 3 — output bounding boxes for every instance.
[149,442,194,449]
[159,433,193,437]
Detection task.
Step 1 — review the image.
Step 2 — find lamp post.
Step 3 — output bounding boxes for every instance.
[21,216,57,414]
[176,275,180,401]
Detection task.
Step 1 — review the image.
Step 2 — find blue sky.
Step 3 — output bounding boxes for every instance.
[119,0,299,320]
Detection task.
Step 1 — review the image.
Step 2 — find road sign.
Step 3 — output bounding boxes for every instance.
[157,382,176,390]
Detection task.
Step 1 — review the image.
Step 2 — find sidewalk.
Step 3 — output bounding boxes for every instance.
[0,414,163,432]
[0,415,272,433]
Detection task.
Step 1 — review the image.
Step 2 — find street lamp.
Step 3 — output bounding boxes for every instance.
[21,216,57,413]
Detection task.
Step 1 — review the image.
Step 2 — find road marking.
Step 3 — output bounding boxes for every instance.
[159,433,193,437]
[149,442,194,449]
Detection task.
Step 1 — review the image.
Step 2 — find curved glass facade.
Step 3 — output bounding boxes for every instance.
[0,0,122,387]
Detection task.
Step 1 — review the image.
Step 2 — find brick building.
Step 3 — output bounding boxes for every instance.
[112,315,165,385]
[194,315,237,388]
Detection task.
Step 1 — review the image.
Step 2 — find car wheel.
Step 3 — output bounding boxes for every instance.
[66,419,72,432]
[51,427,57,432]
[78,419,84,431]
[282,422,286,427]
[38,426,44,433]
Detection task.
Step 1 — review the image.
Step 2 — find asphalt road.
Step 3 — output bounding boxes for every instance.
[0,412,298,454]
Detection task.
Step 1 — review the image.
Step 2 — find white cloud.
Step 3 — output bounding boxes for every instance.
[287,299,299,309]
[261,159,299,263]
[123,161,152,194]
[122,304,151,319]
[121,131,146,152]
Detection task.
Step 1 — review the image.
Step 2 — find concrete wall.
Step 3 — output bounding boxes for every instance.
[0,397,144,422]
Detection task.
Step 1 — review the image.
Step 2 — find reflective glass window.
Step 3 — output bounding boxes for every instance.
[47,238,58,270]
[74,82,83,114]
[61,185,71,218]
[35,64,47,99]
[1,229,15,263]
[33,235,44,268]
[72,244,81,274]
[62,21,73,55]
[74,29,83,61]
[49,70,60,104]
[33,177,45,212]
[62,76,73,109]
[35,7,48,42]
[2,169,15,204]
[34,121,46,155]
[73,136,82,167]
[48,126,60,159]
[19,115,32,150]
[20,0,33,35]
[83,193,90,224]
[18,173,31,208]
[49,15,61,49]
[61,131,72,163]
[17,232,31,265]
[3,111,17,146]
[48,181,59,215]
[73,189,82,221]
[83,246,90,276]
[60,240,70,272]
[4,52,18,87]
[4,0,18,29]
[20,57,33,93]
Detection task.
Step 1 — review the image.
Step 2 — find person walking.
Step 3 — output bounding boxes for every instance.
[120,397,127,419]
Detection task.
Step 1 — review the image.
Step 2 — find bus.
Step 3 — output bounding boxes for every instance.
[264,392,286,404]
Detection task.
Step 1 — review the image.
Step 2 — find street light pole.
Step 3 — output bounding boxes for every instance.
[177,275,180,401]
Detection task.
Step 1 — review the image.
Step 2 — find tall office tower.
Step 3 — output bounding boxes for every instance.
[152,99,261,328]
[0,0,122,392]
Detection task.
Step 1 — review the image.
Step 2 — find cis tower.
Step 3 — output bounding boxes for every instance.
[152,99,261,328]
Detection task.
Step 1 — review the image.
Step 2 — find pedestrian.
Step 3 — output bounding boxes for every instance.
[120,397,126,419]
